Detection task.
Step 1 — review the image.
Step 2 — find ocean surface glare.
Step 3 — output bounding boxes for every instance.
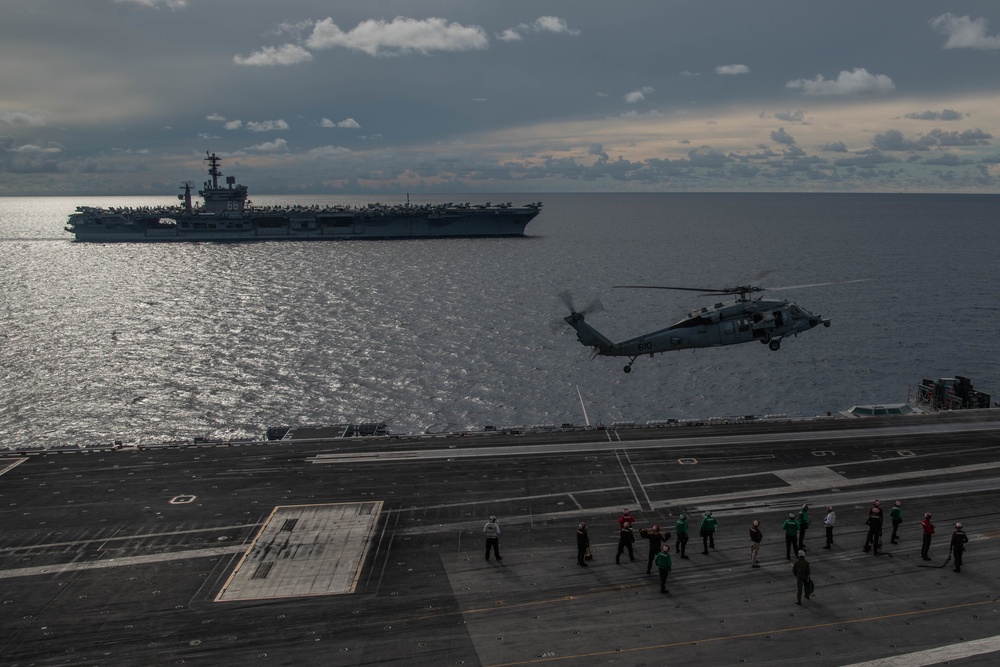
[2,192,998,447]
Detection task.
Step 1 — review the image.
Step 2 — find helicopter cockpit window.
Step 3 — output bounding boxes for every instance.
[790,306,804,319]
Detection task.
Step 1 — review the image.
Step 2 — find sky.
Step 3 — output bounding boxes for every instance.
[3,0,1000,195]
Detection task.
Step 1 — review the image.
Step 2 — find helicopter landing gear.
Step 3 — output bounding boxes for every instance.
[768,339,781,351]
[624,357,637,373]
[759,333,772,345]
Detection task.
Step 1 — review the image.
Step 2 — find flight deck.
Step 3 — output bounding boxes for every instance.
[2,411,1000,666]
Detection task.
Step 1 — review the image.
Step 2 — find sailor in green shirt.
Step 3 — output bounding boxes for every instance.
[700,511,718,554]
[797,504,811,551]
[889,500,903,544]
[674,514,690,559]
[782,512,799,560]
[654,544,673,594]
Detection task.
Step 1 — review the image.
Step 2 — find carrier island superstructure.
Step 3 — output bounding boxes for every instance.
[66,152,542,242]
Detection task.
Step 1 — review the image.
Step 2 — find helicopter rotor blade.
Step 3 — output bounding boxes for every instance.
[613,285,731,293]
[763,278,872,291]
[558,290,604,315]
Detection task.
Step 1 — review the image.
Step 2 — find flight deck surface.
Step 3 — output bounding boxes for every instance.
[2,411,1000,666]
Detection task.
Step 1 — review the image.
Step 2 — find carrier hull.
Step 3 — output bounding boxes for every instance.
[65,152,541,242]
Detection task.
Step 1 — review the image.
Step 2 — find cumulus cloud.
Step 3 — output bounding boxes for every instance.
[771,127,796,146]
[321,118,361,129]
[244,138,288,152]
[114,0,188,8]
[870,128,992,152]
[0,109,48,126]
[234,44,314,66]
[820,141,849,153]
[13,143,63,154]
[715,64,750,76]
[306,145,352,158]
[588,143,609,162]
[905,109,965,121]
[531,16,580,36]
[306,16,489,56]
[785,67,894,96]
[926,128,992,146]
[930,13,1000,50]
[498,16,580,41]
[872,129,933,152]
[223,120,243,131]
[624,86,654,104]
[496,29,522,42]
[774,110,806,122]
[205,113,226,122]
[0,109,47,127]
[246,119,290,132]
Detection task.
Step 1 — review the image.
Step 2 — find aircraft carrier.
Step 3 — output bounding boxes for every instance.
[2,410,1000,666]
[64,153,542,242]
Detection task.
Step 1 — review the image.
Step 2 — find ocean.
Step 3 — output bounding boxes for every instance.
[2,192,999,448]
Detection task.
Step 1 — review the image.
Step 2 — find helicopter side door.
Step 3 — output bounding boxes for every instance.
[720,317,754,345]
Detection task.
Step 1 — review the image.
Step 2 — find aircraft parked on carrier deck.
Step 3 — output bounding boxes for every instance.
[559,280,865,373]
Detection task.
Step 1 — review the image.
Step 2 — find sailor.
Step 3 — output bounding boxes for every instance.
[484,515,501,562]
[920,512,935,561]
[863,500,883,555]
[950,523,969,573]
[699,511,718,554]
[889,500,903,544]
[822,505,836,549]
[640,524,670,574]
[782,513,799,560]
[675,514,690,559]
[797,504,811,551]
[749,519,763,568]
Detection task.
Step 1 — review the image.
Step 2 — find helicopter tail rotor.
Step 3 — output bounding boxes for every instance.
[556,290,613,353]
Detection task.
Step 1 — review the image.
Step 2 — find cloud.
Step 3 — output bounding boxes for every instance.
[530,16,581,36]
[785,67,894,96]
[872,129,933,151]
[868,128,992,152]
[498,16,580,41]
[905,109,965,121]
[771,127,796,146]
[774,110,806,122]
[306,17,489,57]
[496,29,522,42]
[246,119,290,132]
[321,118,361,129]
[930,13,1000,50]
[588,143,609,162]
[114,0,188,8]
[233,44,314,66]
[921,153,966,167]
[820,141,849,153]
[0,109,48,126]
[925,128,992,146]
[244,138,288,152]
[715,64,750,76]
[13,143,63,154]
[205,113,226,122]
[306,145,352,158]
[223,120,243,131]
[833,150,899,167]
[624,86,654,104]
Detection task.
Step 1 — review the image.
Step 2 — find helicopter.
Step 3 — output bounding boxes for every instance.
[560,280,865,373]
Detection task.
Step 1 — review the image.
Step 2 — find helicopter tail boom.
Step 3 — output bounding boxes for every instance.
[564,312,614,355]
